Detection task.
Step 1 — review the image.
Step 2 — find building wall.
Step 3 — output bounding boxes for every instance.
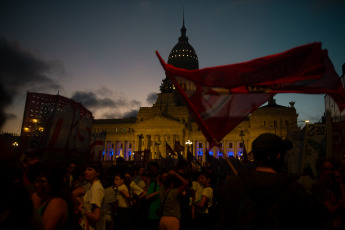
[92,93,300,166]
[325,64,345,122]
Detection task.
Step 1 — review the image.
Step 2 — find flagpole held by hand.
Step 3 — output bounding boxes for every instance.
[216,142,238,176]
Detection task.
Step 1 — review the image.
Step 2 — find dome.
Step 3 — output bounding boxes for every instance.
[168,20,199,70]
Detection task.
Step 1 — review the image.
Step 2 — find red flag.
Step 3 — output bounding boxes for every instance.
[156,43,345,148]
[174,141,185,152]
[166,143,176,156]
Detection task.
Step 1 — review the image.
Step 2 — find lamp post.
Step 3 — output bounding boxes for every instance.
[239,131,245,158]
[185,140,192,152]
[298,120,310,128]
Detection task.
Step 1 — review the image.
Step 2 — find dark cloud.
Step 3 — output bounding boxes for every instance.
[71,91,116,108]
[122,110,139,118]
[0,37,63,128]
[71,89,142,119]
[146,92,158,104]
[131,100,141,107]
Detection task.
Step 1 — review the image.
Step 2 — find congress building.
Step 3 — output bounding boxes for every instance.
[91,20,300,166]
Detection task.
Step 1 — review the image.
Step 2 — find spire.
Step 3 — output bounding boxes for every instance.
[179,8,188,42]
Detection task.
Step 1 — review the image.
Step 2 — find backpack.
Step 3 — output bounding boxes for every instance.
[236,173,293,230]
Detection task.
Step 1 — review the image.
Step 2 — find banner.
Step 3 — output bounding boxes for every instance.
[301,123,327,176]
[156,43,345,148]
[20,92,93,161]
[90,131,106,161]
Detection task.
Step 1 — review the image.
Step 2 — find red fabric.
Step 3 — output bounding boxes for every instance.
[156,43,345,148]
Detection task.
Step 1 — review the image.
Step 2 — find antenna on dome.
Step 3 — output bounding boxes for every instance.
[183,7,185,27]
[181,7,186,37]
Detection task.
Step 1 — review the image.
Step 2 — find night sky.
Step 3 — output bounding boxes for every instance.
[1,0,345,134]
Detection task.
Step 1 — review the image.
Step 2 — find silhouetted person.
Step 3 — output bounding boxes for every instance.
[311,158,345,230]
[219,133,312,230]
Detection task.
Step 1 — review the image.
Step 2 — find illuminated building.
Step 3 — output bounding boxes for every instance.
[324,64,345,122]
[91,19,300,166]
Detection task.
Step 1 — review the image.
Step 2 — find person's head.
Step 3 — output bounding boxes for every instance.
[302,166,315,179]
[114,173,125,187]
[67,161,77,173]
[116,157,125,164]
[125,167,135,180]
[316,158,335,182]
[137,167,145,176]
[252,133,292,170]
[33,162,67,200]
[200,171,212,187]
[141,171,151,182]
[148,161,159,175]
[84,161,102,184]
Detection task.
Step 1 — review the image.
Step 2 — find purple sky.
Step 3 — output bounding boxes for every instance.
[1,0,345,134]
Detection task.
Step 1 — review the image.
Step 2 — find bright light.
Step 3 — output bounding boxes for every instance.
[12,142,18,147]
[38,127,44,132]
[305,120,310,123]
[185,140,192,145]
[31,119,38,123]
[23,127,30,132]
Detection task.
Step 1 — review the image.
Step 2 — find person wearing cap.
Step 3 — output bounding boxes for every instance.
[219,133,313,230]
[80,161,105,230]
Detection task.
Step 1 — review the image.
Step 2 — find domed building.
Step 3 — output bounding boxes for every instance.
[91,19,300,169]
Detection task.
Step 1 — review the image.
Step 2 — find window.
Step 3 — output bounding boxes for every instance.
[229,143,233,148]
[199,143,203,148]
[239,143,244,148]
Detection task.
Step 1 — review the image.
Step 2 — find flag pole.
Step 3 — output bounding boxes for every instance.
[216,140,238,176]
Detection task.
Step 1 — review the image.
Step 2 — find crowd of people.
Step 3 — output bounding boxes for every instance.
[1,133,345,230]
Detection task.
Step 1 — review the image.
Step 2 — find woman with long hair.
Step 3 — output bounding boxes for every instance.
[31,162,73,230]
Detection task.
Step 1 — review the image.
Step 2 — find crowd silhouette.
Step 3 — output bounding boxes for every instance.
[1,133,345,230]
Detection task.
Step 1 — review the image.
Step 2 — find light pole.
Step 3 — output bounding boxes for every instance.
[298,120,310,128]
[239,131,245,158]
[185,140,192,152]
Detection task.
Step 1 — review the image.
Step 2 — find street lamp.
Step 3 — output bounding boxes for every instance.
[185,140,192,151]
[239,131,245,158]
[298,120,310,128]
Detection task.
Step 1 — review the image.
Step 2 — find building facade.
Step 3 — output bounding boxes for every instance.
[91,20,300,166]
[325,63,345,122]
